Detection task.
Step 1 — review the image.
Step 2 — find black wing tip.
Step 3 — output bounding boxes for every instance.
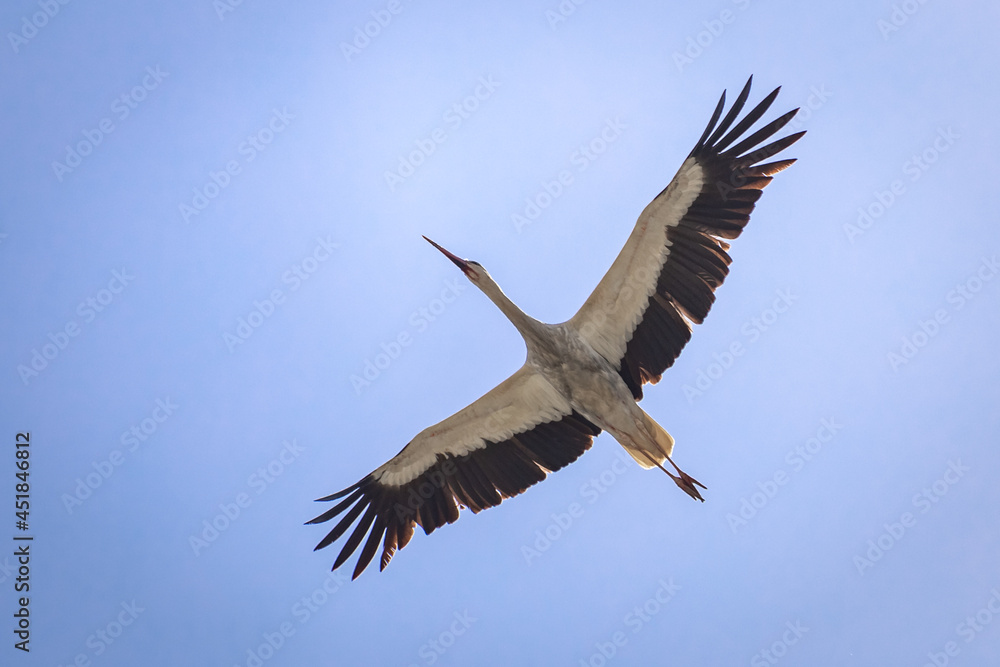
[693,89,727,152]
[780,130,807,154]
[314,481,362,503]
[732,75,753,105]
[302,512,337,526]
[620,80,805,396]
[325,560,363,581]
[329,561,360,579]
[309,413,602,579]
[701,76,754,149]
[694,78,801,158]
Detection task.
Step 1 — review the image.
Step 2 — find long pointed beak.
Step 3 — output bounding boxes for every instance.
[423,236,473,277]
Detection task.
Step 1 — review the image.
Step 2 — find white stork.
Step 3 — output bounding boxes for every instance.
[310,77,804,579]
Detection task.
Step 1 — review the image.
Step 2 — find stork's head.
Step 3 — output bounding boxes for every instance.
[423,236,485,284]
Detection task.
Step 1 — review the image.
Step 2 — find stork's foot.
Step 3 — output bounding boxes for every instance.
[670,470,706,502]
[640,450,708,502]
[660,453,706,502]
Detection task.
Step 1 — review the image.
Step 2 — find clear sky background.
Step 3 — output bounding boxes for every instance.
[2,1,999,665]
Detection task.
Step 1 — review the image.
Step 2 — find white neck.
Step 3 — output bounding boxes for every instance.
[476,274,548,348]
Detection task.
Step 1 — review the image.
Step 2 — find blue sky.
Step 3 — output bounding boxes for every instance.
[2,1,999,665]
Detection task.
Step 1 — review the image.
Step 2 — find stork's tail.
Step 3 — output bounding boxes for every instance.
[632,411,706,501]
[620,411,675,469]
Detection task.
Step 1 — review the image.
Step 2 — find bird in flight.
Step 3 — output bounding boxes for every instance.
[310,77,804,579]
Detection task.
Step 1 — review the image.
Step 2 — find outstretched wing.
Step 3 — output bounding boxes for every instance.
[569,76,804,398]
[308,365,601,579]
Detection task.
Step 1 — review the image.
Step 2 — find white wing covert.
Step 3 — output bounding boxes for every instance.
[309,365,601,579]
[570,77,804,398]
